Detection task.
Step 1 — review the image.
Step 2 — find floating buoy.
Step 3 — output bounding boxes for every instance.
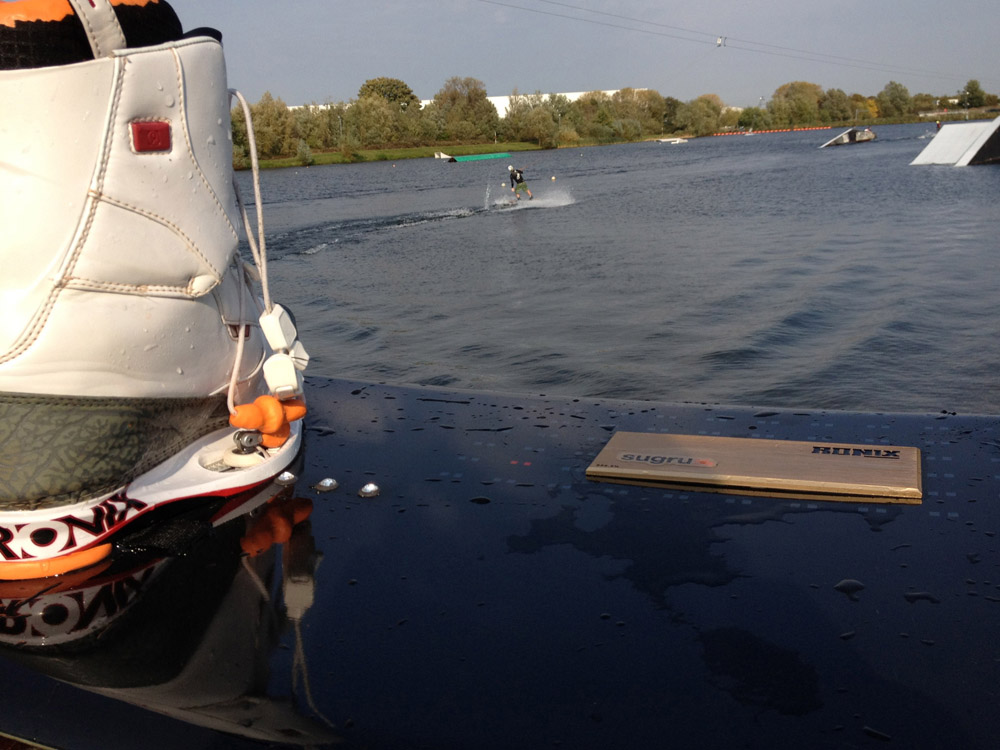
[551,176,556,181]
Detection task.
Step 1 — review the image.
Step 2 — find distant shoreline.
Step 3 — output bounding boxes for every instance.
[251,113,997,170]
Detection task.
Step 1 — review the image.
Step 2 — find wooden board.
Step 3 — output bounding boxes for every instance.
[586,432,922,503]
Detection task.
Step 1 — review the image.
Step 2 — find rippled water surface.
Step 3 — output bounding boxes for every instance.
[240,123,1000,413]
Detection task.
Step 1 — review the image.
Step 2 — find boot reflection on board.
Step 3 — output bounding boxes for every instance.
[0,487,338,746]
[0,0,309,579]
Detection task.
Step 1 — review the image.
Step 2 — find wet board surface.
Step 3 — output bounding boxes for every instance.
[587,432,922,502]
[1,376,999,750]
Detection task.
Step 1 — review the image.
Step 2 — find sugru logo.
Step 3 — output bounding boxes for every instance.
[812,446,901,459]
[618,453,717,467]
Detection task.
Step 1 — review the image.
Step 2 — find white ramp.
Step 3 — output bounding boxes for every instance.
[911,115,1000,166]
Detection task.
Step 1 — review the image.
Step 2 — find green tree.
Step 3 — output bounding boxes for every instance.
[848,93,877,121]
[876,81,912,118]
[718,107,740,131]
[547,93,574,123]
[318,101,350,147]
[358,77,419,109]
[500,88,532,141]
[819,88,852,123]
[737,106,771,130]
[769,81,823,126]
[236,91,296,157]
[523,105,559,147]
[910,92,937,114]
[348,95,398,147]
[573,91,618,142]
[295,139,314,166]
[570,90,613,140]
[546,93,581,143]
[635,89,667,134]
[395,102,434,146]
[502,91,563,146]
[960,79,986,109]
[675,94,722,136]
[611,88,666,137]
[230,100,249,167]
[661,96,683,133]
[290,104,328,149]
[432,76,499,141]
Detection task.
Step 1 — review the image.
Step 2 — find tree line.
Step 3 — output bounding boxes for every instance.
[231,76,997,164]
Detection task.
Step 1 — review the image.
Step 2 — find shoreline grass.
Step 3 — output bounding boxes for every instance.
[256,141,544,169]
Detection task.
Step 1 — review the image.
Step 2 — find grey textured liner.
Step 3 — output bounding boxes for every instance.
[0,392,229,510]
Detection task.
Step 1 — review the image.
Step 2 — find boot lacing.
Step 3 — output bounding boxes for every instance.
[227,89,272,416]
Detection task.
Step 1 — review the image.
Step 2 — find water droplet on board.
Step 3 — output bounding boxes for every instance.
[903,591,940,604]
[863,726,892,742]
[834,579,865,600]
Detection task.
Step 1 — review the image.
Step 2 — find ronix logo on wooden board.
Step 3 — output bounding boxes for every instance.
[587,432,922,503]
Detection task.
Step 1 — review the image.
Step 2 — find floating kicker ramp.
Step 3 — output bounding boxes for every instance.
[911,115,1000,165]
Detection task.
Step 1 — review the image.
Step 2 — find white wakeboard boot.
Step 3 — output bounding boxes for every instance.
[0,0,308,578]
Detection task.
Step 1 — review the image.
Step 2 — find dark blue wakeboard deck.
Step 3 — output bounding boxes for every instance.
[1,376,998,749]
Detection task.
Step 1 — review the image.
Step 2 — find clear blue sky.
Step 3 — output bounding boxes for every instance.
[168,0,996,108]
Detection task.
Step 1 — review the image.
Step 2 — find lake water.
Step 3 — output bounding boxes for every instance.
[239,123,1000,414]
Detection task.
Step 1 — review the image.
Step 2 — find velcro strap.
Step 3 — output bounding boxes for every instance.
[67,0,127,58]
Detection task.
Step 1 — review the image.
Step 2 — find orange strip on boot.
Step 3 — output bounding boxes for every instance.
[1,0,162,27]
[0,543,112,581]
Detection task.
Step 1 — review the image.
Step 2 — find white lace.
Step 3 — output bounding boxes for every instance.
[226,89,273,415]
[241,553,337,730]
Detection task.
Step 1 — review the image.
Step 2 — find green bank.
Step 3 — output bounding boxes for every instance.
[256,141,543,170]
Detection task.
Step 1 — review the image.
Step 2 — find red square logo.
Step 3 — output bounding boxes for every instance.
[131,121,171,153]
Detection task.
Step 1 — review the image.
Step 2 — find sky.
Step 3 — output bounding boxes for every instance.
[167,0,997,109]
